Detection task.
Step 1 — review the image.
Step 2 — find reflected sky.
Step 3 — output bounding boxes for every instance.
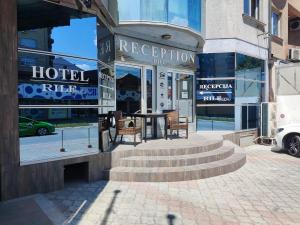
[51,17,97,69]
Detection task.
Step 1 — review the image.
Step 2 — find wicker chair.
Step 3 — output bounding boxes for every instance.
[166,111,189,139]
[113,111,142,146]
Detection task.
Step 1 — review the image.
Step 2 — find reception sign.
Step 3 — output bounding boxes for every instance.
[196,79,235,104]
[115,35,196,70]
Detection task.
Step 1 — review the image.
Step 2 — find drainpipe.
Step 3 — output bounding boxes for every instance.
[268,0,275,102]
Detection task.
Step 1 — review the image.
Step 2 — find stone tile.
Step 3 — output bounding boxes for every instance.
[34,144,300,225]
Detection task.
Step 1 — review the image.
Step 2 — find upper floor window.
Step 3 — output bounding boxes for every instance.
[118,0,202,32]
[272,11,280,36]
[244,0,260,20]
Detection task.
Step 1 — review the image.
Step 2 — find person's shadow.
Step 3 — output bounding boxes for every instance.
[99,190,121,225]
[166,214,176,225]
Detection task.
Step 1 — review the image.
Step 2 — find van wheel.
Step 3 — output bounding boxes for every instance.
[37,128,48,136]
[287,135,300,157]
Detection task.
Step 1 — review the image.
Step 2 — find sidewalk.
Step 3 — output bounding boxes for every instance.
[1,144,300,225]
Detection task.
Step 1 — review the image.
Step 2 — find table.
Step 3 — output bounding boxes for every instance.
[126,113,168,141]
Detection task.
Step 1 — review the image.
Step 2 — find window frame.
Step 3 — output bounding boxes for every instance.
[244,0,260,21]
[271,10,281,37]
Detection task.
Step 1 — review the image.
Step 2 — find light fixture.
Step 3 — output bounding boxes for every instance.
[161,34,172,40]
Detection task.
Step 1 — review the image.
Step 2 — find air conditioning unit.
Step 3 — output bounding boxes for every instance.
[289,48,300,61]
[289,19,300,31]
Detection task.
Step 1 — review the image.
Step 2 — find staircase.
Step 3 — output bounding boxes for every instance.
[104,134,246,182]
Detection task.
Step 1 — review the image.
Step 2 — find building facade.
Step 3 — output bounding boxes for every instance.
[0,0,116,201]
[101,0,205,130]
[264,0,300,136]
[196,0,269,133]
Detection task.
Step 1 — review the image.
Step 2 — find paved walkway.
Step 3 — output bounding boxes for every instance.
[44,144,300,225]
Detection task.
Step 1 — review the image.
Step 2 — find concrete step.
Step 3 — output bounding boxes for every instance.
[111,139,223,159]
[119,146,234,167]
[105,152,246,182]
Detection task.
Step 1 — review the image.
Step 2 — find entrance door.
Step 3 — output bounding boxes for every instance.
[115,65,142,113]
[167,71,194,122]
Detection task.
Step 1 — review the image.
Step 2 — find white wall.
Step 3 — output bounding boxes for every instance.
[204,0,269,60]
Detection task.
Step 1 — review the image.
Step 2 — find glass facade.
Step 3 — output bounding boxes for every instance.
[117,0,202,32]
[17,2,114,163]
[116,65,141,114]
[196,53,266,131]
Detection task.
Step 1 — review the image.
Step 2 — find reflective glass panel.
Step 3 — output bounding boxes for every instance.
[168,0,188,27]
[146,69,153,110]
[235,54,265,81]
[188,0,201,31]
[197,53,235,78]
[141,0,167,22]
[116,65,141,113]
[117,0,202,32]
[196,106,235,131]
[118,0,140,21]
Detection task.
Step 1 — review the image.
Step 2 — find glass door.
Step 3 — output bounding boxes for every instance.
[176,73,194,122]
[143,67,154,113]
[115,64,142,113]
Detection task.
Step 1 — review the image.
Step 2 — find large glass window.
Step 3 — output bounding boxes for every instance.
[141,0,167,22]
[116,65,141,113]
[168,0,188,27]
[196,53,266,131]
[197,106,235,131]
[197,53,235,78]
[118,0,140,21]
[117,0,202,32]
[17,2,114,164]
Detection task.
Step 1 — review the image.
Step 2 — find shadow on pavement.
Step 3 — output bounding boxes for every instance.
[166,214,176,225]
[99,190,121,225]
[0,197,53,225]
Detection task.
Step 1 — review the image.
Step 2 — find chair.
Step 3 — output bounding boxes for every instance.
[113,111,142,146]
[166,111,189,139]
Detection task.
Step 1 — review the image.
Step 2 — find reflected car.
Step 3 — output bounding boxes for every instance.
[19,117,55,137]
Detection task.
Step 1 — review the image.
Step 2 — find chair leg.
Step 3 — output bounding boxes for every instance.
[177,129,179,137]
[186,128,188,139]
[113,134,118,144]
[120,135,123,143]
[134,133,136,147]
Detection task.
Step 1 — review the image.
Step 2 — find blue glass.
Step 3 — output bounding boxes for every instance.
[244,0,250,15]
[197,53,235,78]
[235,53,265,81]
[117,0,201,32]
[196,106,235,131]
[141,0,167,22]
[188,0,201,31]
[272,12,279,36]
[116,65,141,113]
[118,0,140,21]
[168,0,188,27]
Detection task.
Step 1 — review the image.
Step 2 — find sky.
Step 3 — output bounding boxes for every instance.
[51,17,98,71]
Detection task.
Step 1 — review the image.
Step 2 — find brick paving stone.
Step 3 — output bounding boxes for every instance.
[43,144,300,225]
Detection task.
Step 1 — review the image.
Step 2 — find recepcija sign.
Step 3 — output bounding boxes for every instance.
[196,80,235,104]
[115,35,196,70]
